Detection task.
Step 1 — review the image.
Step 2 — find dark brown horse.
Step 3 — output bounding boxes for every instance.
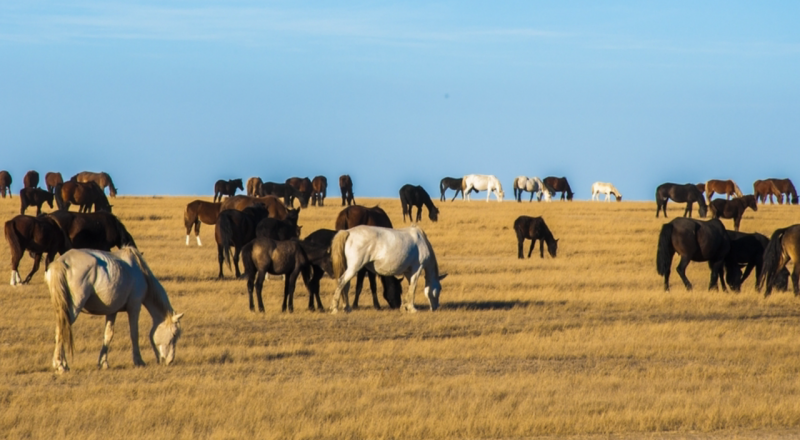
[709,195,757,232]
[543,176,574,201]
[399,184,439,222]
[704,179,743,201]
[439,177,464,202]
[47,211,136,251]
[695,182,705,196]
[20,188,54,215]
[45,172,63,193]
[514,216,558,259]
[4,215,71,285]
[54,181,112,213]
[220,195,290,220]
[767,178,799,205]
[656,217,730,291]
[216,206,272,278]
[286,177,313,208]
[761,225,800,296]
[213,178,243,203]
[71,171,118,197]
[753,179,783,204]
[339,175,355,206]
[723,231,770,292]
[184,200,222,246]
[0,170,11,198]
[23,170,39,189]
[262,182,305,207]
[655,183,708,218]
[246,177,263,196]
[311,176,327,206]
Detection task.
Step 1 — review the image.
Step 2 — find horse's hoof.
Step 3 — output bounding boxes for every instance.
[100,362,109,370]
[330,308,339,314]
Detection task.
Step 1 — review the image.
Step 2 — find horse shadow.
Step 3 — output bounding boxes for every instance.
[441,300,563,311]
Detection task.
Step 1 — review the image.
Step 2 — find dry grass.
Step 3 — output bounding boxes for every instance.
[1,195,800,439]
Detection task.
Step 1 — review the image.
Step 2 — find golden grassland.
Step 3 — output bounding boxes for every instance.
[1,195,800,439]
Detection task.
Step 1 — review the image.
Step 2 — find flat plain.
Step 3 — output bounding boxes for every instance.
[1,194,799,439]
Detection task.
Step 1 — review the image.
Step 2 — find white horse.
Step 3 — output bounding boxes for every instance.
[591,182,623,202]
[513,176,552,202]
[46,246,184,373]
[462,174,504,202]
[330,225,446,313]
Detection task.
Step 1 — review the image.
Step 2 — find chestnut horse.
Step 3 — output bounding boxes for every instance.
[0,170,11,198]
[23,170,39,189]
[705,179,743,201]
[767,178,799,205]
[339,175,355,206]
[213,178,243,203]
[543,176,574,201]
[286,177,313,208]
[311,176,327,206]
[72,171,118,197]
[45,172,63,193]
[753,180,783,205]
[5,215,71,285]
[762,225,800,296]
[54,181,112,213]
[184,200,222,246]
[709,195,758,232]
[20,187,54,215]
[220,195,290,220]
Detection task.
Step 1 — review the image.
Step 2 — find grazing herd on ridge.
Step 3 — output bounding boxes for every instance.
[1,168,800,372]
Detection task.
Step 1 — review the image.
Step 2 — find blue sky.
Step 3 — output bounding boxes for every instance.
[1,1,798,200]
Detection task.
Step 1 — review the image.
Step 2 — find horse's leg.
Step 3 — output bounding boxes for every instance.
[792,265,800,297]
[22,253,43,284]
[255,269,267,312]
[403,268,423,313]
[367,271,381,310]
[9,247,22,286]
[539,238,545,258]
[708,260,725,291]
[303,266,322,311]
[283,270,300,313]
[676,256,693,291]
[126,306,146,367]
[98,313,118,369]
[233,246,242,278]
[353,269,366,309]
[516,232,525,259]
[217,244,225,278]
[528,237,536,258]
[246,267,257,311]
[194,220,202,246]
[416,206,422,222]
[53,320,69,373]
[331,268,358,314]
[734,215,741,232]
[451,189,460,202]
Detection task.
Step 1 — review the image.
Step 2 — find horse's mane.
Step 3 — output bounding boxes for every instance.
[122,247,174,316]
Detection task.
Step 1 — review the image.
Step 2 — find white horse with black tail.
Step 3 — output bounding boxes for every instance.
[330,225,446,313]
[462,174,504,202]
[591,182,623,202]
[46,246,184,373]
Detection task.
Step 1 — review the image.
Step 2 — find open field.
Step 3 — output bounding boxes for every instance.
[1,195,800,439]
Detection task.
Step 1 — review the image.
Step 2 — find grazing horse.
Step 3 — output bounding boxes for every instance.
[54,181,112,213]
[709,195,757,232]
[705,179,743,201]
[339,175,355,206]
[440,177,464,202]
[216,206,271,278]
[47,211,136,251]
[311,176,327,206]
[184,200,222,246]
[761,225,800,296]
[723,231,771,292]
[23,170,39,189]
[399,184,439,223]
[655,183,708,218]
[45,172,63,193]
[47,246,183,373]
[767,178,799,205]
[246,177,263,196]
[513,176,549,202]
[330,225,446,313]
[262,181,306,208]
[656,217,730,291]
[71,171,118,197]
[286,177,313,208]
[5,215,71,286]
[753,179,784,205]
[20,188,54,215]
[256,217,300,241]
[220,195,291,220]
[590,182,622,202]
[0,170,11,198]
[543,176,574,201]
[213,178,243,203]
[514,216,558,259]
[242,237,315,313]
[462,174,504,202]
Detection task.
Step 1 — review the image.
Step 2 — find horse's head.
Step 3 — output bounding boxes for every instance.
[381,276,403,309]
[298,193,310,208]
[792,195,799,205]
[698,203,708,218]
[429,206,439,222]
[152,313,183,366]
[496,189,505,201]
[746,195,758,211]
[424,273,447,311]
[547,239,559,258]
[615,195,622,202]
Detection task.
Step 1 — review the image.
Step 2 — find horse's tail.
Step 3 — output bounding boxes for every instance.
[218,212,235,270]
[761,227,789,291]
[656,222,674,276]
[399,190,409,219]
[184,203,197,234]
[732,180,743,198]
[47,257,74,357]
[331,230,350,280]
[334,211,348,231]
[54,183,65,210]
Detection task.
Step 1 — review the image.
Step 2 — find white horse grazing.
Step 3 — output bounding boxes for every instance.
[513,176,552,202]
[46,246,184,373]
[330,225,446,313]
[462,174,504,202]
[591,182,623,202]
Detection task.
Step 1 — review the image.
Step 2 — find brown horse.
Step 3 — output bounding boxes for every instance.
[286,177,313,208]
[0,170,11,198]
[47,211,136,251]
[184,200,222,246]
[4,215,71,285]
[709,195,757,232]
[216,206,272,278]
[762,225,800,296]
[213,178,243,202]
[753,180,783,205]
[311,176,327,206]
[705,179,743,201]
[242,237,315,313]
[220,195,290,220]
[656,217,730,291]
[71,171,118,197]
[246,177,263,196]
[543,176,574,201]
[695,182,705,196]
[54,181,112,213]
[20,188,54,215]
[23,170,39,189]
[339,175,355,206]
[767,178,799,205]
[45,172,63,193]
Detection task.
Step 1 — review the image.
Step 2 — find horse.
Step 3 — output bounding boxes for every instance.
[23,170,39,189]
[286,177,313,208]
[246,177,263,196]
[655,183,708,218]
[462,174,504,202]
[47,246,183,373]
[262,181,306,208]
[513,176,549,202]
[753,179,784,205]
[339,175,355,206]
[656,217,730,291]
[543,176,574,201]
[330,225,446,313]
[696,182,705,196]
[220,195,291,220]
[705,179,743,201]
[0,170,11,198]
[767,178,799,205]
[709,195,757,232]
[256,217,300,241]
[311,176,327,206]
[54,181,112,213]
[514,216,559,259]
[216,206,272,278]
[241,237,316,313]
[761,225,800,296]
[399,184,439,223]
[20,187,54,215]
[71,171,118,197]
[5,215,71,286]
[45,172,63,193]
[590,182,622,202]
[722,231,770,292]
[439,177,464,202]
[48,211,137,251]
[184,200,222,246]
[213,178,243,203]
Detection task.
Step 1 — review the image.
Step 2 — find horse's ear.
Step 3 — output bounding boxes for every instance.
[438,273,448,281]
[172,313,184,323]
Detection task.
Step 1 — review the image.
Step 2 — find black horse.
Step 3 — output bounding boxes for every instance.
[47,211,136,251]
[655,183,708,218]
[721,231,775,292]
[656,217,729,291]
[4,215,71,285]
[20,187,54,215]
[339,175,355,206]
[216,206,271,278]
[439,177,464,202]
[709,195,757,232]
[513,216,558,259]
[399,184,439,223]
[213,178,243,203]
[262,182,307,208]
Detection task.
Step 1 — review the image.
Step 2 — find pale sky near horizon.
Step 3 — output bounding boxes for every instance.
[1,1,798,200]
